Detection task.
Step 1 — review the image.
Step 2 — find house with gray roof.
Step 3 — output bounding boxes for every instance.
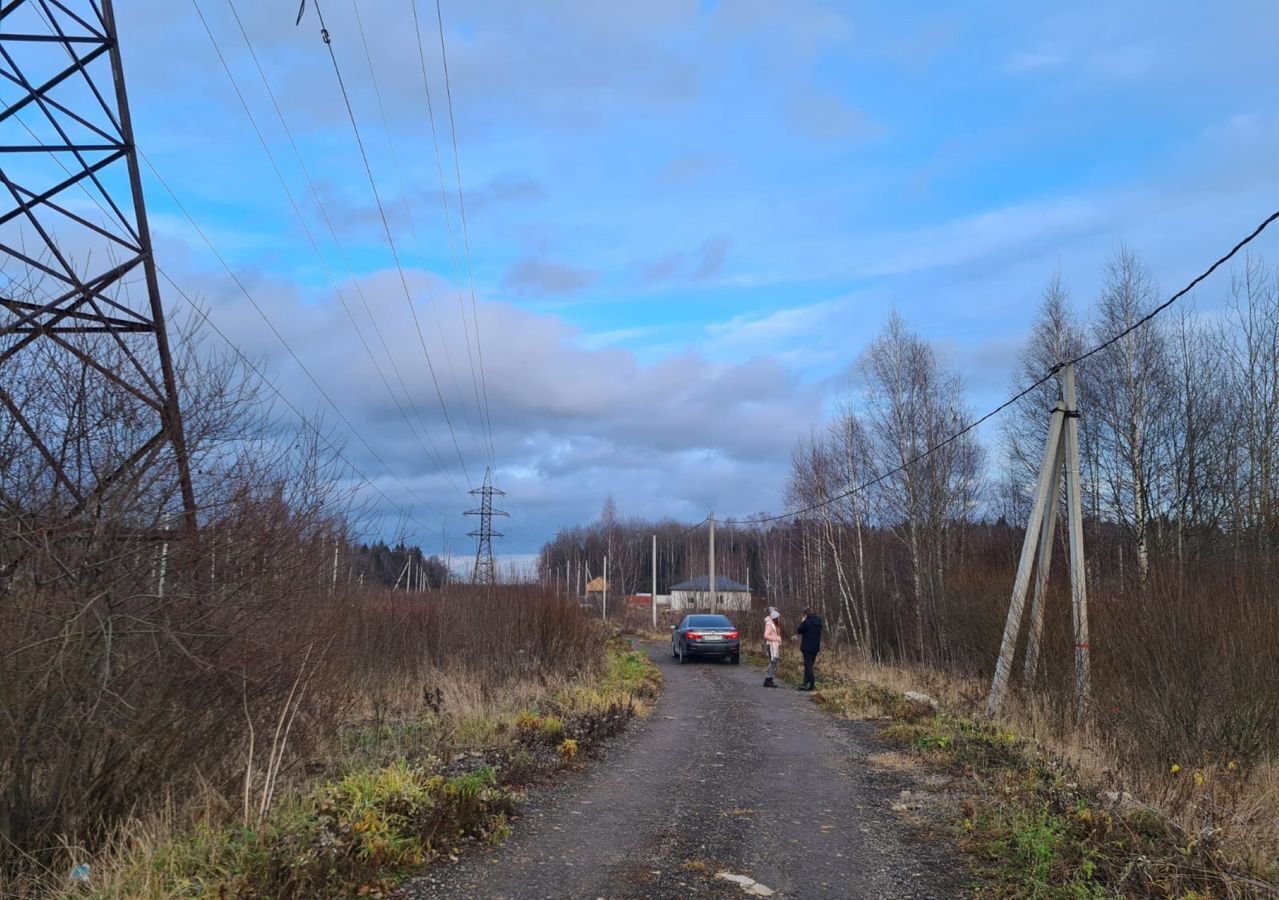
[669,574,752,612]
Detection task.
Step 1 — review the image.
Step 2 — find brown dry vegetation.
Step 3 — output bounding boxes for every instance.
[1,576,654,898]
[767,648,1278,897]
[0,319,658,897]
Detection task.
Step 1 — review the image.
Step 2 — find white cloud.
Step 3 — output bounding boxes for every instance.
[708,296,857,350]
[170,258,824,552]
[852,198,1100,279]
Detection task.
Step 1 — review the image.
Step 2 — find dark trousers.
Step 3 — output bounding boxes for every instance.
[802,651,818,687]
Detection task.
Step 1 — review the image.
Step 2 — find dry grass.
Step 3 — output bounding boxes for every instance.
[0,582,658,898]
[793,649,1279,896]
[14,638,657,899]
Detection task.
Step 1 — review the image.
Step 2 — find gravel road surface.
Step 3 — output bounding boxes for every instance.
[399,642,968,899]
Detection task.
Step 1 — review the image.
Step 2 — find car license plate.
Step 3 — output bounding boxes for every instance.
[703,634,722,640]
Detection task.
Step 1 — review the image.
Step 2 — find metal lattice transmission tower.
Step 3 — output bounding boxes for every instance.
[465,467,506,584]
[0,0,197,528]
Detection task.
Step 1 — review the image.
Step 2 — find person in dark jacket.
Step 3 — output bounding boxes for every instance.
[795,608,823,691]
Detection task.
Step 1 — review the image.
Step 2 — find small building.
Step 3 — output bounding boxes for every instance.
[669,575,752,612]
[584,575,608,604]
[625,592,673,607]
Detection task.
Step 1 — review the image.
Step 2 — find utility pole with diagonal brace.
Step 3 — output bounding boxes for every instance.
[987,363,1090,719]
[465,467,506,584]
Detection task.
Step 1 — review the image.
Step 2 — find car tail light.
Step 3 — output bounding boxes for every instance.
[686,631,703,641]
[725,630,740,639]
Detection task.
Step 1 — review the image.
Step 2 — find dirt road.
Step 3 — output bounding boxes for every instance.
[400,643,967,899]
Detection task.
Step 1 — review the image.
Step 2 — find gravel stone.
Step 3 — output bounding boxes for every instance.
[396,643,968,899]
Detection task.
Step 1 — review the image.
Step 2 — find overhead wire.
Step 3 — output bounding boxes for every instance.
[222,0,473,497]
[138,149,453,519]
[1071,210,1279,369]
[14,3,473,557]
[721,208,1279,527]
[347,0,487,470]
[674,513,711,539]
[309,0,473,485]
[159,269,446,535]
[193,0,467,495]
[430,0,497,473]
[4,103,448,537]
[410,0,494,472]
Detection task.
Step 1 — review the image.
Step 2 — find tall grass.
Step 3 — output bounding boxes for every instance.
[0,555,605,895]
[0,318,612,893]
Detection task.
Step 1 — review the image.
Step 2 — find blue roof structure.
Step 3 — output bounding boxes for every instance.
[669,574,751,592]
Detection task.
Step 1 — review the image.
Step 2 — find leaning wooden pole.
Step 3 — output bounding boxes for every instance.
[987,402,1065,716]
[1023,426,1065,683]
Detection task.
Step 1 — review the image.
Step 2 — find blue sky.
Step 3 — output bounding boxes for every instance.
[18,0,1278,562]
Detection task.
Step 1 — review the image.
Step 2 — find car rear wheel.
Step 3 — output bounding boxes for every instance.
[730,654,740,665]
[678,644,688,664]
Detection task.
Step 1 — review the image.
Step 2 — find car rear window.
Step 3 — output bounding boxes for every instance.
[688,615,733,628]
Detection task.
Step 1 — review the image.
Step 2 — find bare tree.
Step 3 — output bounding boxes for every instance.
[1084,246,1173,587]
[1220,256,1279,562]
[1000,272,1087,522]
[859,312,982,662]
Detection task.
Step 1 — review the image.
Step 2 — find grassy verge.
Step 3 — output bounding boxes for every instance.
[62,642,660,900]
[755,650,1277,899]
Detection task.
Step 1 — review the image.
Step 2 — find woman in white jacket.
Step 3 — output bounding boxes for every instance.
[763,608,782,688]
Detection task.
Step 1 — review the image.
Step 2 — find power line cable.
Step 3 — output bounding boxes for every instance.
[162,269,444,535]
[6,67,445,547]
[193,0,466,495]
[431,0,497,472]
[223,0,468,493]
[11,111,445,536]
[347,0,487,469]
[411,0,493,471]
[675,514,711,539]
[137,150,452,519]
[722,209,1279,526]
[309,0,472,485]
[1070,210,1279,369]
[220,0,471,498]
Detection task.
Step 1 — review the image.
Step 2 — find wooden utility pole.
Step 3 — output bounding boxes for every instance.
[651,533,658,629]
[1061,364,1090,714]
[708,513,717,613]
[603,554,609,621]
[987,363,1090,717]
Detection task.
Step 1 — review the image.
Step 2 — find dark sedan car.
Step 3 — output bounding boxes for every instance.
[671,614,741,664]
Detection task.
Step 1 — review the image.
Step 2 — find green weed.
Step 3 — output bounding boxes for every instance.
[73,643,659,898]
[602,644,663,700]
[804,662,1265,898]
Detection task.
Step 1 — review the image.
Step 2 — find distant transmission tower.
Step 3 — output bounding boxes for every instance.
[465,468,506,584]
[0,0,197,528]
